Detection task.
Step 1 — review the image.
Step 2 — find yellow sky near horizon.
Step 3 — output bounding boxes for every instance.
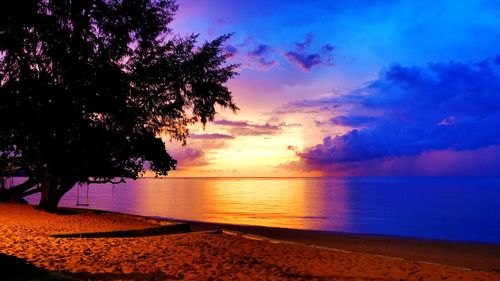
[155,100,344,178]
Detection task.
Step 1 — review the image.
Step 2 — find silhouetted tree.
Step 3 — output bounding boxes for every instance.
[0,0,238,210]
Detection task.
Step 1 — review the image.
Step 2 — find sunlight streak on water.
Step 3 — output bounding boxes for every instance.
[26,177,500,243]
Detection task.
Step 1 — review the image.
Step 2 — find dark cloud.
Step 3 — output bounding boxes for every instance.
[285,52,323,71]
[329,115,377,127]
[222,38,277,70]
[247,44,277,69]
[190,133,235,140]
[249,44,270,56]
[298,131,390,164]
[224,45,238,57]
[322,44,335,52]
[284,146,500,176]
[284,35,335,71]
[295,58,500,171]
[276,97,340,114]
[256,57,277,68]
[295,34,314,51]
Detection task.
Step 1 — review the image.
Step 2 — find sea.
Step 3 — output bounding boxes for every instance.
[25,177,500,244]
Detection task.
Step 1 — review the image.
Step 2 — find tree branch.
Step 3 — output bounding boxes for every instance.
[21,187,41,197]
[86,178,126,185]
[9,177,38,195]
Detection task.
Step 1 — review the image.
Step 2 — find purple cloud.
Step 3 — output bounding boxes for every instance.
[213,119,249,127]
[285,52,323,71]
[329,115,377,127]
[249,44,270,56]
[293,57,500,173]
[256,57,277,68]
[298,131,388,164]
[220,37,278,70]
[295,34,314,51]
[247,44,277,69]
[190,133,235,140]
[322,44,335,52]
[213,118,284,136]
[314,120,325,127]
[232,123,280,136]
[170,148,209,168]
[276,98,340,115]
[224,44,238,57]
[284,35,335,71]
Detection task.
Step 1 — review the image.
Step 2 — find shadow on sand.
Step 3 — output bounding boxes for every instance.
[0,253,76,281]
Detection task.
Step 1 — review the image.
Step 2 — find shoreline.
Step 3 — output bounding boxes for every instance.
[62,207,500,272]
[187,220,500,272]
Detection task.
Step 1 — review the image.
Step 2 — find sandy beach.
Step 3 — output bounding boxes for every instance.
[190,221,500,272]
[0,203,499,281]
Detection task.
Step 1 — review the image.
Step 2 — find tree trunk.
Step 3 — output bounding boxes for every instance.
[0,177,38,203]
[0,188,29,203]
[38,180,59,211]
[38,179,76,212]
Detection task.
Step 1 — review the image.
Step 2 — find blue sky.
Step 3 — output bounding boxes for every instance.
[166,0,500,176]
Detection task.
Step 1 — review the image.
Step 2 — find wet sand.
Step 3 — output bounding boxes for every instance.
[190,221,500,272]
[0,203,499,280]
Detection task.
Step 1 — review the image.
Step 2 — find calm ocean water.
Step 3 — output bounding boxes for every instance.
[26,177,500,244]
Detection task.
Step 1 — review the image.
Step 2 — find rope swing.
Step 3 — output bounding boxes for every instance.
[76,182,90,206]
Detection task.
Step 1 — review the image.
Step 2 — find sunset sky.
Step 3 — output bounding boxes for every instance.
[164,0,500,177]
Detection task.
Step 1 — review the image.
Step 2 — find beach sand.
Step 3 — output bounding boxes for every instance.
[190,222,500,272]
[0,203,499,281]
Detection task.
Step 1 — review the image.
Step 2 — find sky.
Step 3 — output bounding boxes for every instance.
[163,0,500,177]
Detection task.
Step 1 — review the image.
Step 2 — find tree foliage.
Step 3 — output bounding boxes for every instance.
[0,0,238,210]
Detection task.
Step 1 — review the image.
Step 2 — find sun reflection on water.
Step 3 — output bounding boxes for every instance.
[27,177,352,230]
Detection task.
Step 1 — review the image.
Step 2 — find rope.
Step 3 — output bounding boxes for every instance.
[76,182,89,206]
[86,182,89,205]
[76,183,80,205]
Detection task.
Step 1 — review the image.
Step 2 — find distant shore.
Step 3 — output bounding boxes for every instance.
[1,203,499,280]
